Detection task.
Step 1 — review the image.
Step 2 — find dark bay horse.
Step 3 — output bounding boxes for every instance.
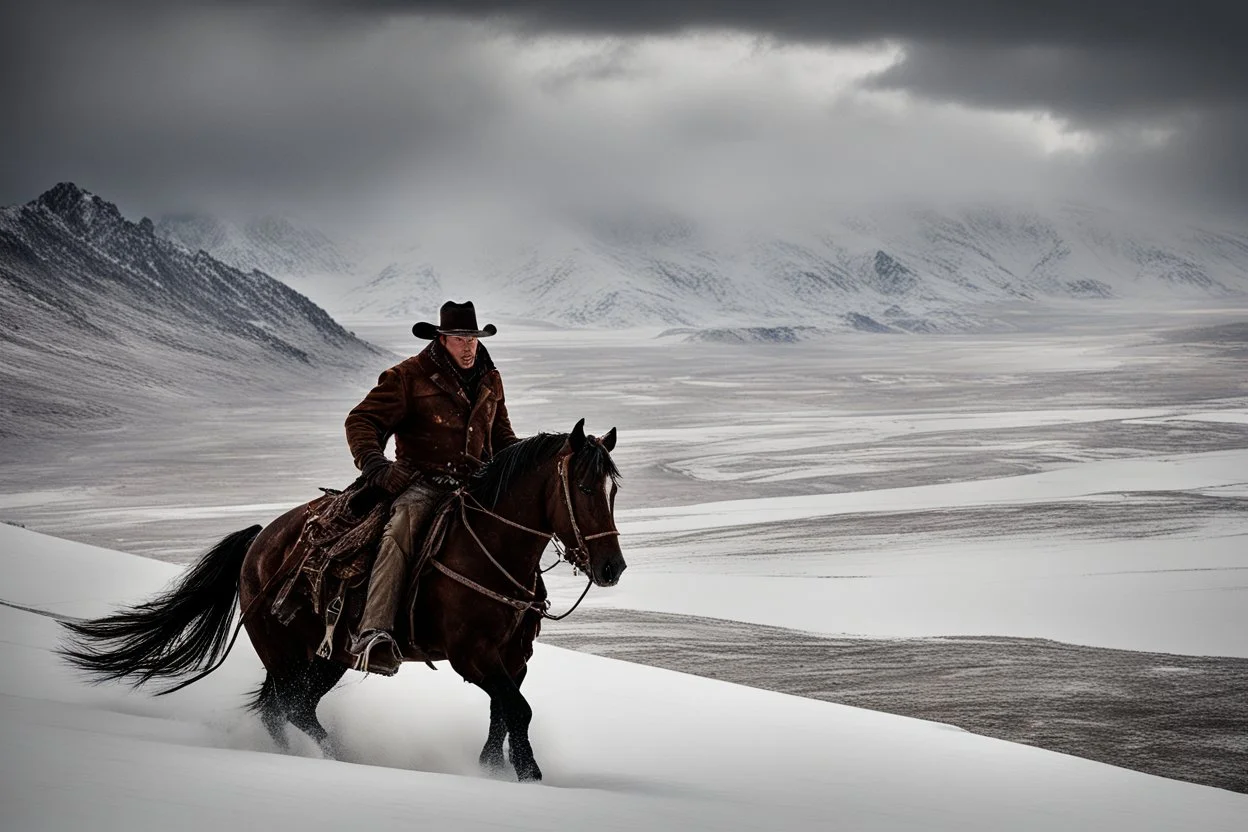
[61,419,625,782]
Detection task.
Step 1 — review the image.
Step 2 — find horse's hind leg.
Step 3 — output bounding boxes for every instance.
[284,657,348,759]
[251,657,347,758]
[251,672,290,751]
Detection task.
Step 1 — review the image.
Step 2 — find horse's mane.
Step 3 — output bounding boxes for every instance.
[468,431,621,508]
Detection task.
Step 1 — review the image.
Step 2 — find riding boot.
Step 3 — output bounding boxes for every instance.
[351,481,443,674]
[350,513,413,674]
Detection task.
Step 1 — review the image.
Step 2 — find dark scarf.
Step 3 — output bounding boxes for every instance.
[431,339,494,400]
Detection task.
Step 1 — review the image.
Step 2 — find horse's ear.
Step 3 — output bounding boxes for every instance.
[602,427,617,452]
[569,418,586,453]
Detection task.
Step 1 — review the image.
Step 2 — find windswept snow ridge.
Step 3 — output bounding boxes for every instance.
[1,522,1245,831]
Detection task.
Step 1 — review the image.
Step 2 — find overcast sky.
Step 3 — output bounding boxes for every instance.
[2,0,1244,230]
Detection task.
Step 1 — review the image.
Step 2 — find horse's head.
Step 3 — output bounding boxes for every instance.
[554,418,626,587]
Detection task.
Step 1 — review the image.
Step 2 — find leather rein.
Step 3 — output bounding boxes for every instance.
[431,453,620,620]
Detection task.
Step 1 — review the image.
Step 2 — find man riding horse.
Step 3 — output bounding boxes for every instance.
[62,300,624,777]
[345,300,519,673]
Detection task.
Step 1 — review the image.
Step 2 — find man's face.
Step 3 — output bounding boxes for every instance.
[441,334,478,370]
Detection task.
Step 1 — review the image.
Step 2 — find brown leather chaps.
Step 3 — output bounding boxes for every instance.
[357,480,446,635]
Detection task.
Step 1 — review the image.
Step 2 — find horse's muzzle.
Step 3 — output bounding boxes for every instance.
[596,555,627,587]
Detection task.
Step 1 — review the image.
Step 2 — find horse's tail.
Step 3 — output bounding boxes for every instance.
[59,525,262,694]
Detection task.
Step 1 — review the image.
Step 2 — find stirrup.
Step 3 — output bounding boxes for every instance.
[350,630,402,676]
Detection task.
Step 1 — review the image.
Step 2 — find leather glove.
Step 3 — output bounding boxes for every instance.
[359,452,393,490]
[383,459,415,493]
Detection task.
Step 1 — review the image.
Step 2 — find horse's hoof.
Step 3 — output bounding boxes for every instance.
[515,761,543,783]
[479,752,506,775]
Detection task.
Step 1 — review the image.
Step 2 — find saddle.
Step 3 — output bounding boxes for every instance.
[268,480,460,666]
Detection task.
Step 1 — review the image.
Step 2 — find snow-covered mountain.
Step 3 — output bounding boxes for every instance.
[342,203,1248,332]
[156,211,359,311]
[0,183,384,446]
[349,259,445,321]
[149,200,1248,333]
[156,212,356,280]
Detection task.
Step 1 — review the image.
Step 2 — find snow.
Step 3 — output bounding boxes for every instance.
[0,524,174,618]
[0,186,382,451]
[8,181,1248,825]
[6,321,1248,659]
[577,446,1248,657]
[1125,409,1248,426]
[592,530,1248,658]
[625,406,1172,446]
[4,311,1248,825]
[152,201,1248,332]
[619,448,1248,534]
[1,523,1245,830]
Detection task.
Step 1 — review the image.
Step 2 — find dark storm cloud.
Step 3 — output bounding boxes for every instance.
[330,0,1247,110]
[327,0,1237,46]
[331,0,1248,211]
[2,0,1245,216]
[0,1,506,214]
[867,40,1245,122]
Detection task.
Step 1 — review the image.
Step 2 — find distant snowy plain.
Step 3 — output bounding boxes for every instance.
[6,312,1246,655]
[2,311,1248,825]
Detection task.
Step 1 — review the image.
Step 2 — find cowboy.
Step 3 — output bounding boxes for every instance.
[344,300,519,672]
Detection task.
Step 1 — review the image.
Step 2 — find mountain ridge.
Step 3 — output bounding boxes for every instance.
[157,200,1248,332]
[0,182,386,447]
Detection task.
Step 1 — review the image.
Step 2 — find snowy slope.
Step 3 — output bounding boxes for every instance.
[0,184,384,447]
[1,522,1245,831]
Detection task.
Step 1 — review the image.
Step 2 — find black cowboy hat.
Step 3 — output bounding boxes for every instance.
[412,300,498,340]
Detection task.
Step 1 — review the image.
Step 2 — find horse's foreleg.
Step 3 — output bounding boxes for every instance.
[476,670,541,782]
[479,665,528,773]
[480,696,508,773]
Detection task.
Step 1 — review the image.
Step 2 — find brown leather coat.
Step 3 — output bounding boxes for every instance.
[345,341,519,480]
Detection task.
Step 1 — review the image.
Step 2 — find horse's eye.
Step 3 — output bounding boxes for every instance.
[578,485,595,495]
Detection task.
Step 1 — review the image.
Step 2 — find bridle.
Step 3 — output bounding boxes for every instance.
[553,452,622,572]
[431,448,620,620]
